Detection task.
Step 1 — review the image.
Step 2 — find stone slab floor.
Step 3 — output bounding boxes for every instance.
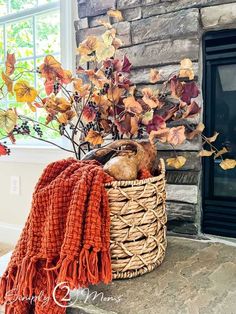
[68,237,236,314]
[0,238,236,314]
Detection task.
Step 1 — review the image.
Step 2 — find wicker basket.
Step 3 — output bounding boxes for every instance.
[105,158,167,279]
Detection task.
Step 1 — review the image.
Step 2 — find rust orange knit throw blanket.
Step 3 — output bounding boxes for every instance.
[0,158,112,314]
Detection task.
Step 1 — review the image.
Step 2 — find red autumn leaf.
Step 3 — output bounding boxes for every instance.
[115,112,135,135]
[5,52,16,76]
[0,143,8,156]
[146,114,166,134]
[46,114,54,125]
[181,81,199,104]
[154,103,178,121]
[8,132,16,144]
[122,55,132,73]
[44,79,55,96]
[170,76,184,98]
[39,55,64,81]
[186,101,201,118]
[82,105,96,123]
[103,58,122,72]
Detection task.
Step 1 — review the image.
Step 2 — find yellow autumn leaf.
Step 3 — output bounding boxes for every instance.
[57,113,68,124]
[96,40,115,63]
[85,130,104,145]
[27,102,36,112]
[166,156,187,169]
[107,9,123,21]
[102,29,116,46]
[2,72,13,94]
[0,109,17,133]
[205,132,219,143]
[214,147,228,159]
[179,58,194,80]
[142,110,154,125]
[14,80,37,102]
[198,149,215,157]
[219,159,236,170]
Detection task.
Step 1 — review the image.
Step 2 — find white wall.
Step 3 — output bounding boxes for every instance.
[0,147,73,245]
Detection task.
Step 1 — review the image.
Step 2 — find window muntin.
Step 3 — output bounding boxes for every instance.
[0,0,60,143]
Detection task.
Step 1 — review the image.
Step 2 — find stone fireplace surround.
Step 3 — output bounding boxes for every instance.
[75,0,236,237]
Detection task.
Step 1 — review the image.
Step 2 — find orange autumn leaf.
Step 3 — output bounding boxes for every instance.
[39,55,64,80]
[85,130,104,145]
[205,132,219,143]
[73,78,90,97]
[214,147,228,159]
[82,105,96,123]
[5,52,16,76]
[97,20,113,29]
[149,128,170,144]
[14,80,37,102]
[123,96,143,114]
[198,149,215,157]
[45,95,71,113]
[78,36,98,56]
[150,69,160,83]
[142,88,160,109]
[86,69,109,88]
[112,37,123,49]
[130,116,139,135]
[61,70,73,84]
[167,126,186,146]
[2,72,13,94]
[107,9,123,21]
[219,159,236,170]
[27,102,37,112]
[107,86,122,104]
[186,122,205,140]
[166,156,187,169]
[58,110,76,124]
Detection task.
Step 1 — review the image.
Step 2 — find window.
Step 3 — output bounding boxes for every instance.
[0,0,62,145]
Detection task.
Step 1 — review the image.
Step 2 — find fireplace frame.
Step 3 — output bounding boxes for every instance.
[202,29,236,238]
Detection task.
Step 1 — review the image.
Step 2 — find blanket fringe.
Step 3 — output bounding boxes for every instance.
[0,275,7,304]
[0,249,112,306]
[101,251,112,284]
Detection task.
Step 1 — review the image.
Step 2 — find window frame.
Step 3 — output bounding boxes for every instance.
[0,0,77,162]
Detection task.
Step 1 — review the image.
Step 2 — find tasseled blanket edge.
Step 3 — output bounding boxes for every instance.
[0,247,112,306]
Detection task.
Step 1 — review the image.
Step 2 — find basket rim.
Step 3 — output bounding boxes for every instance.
[105,158,165,188]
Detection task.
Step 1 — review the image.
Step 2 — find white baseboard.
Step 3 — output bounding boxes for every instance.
[0,222,23,246]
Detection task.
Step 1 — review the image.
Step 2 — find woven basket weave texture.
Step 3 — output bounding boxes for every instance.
[105,158,167,279]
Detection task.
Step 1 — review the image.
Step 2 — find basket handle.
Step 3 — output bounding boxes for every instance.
[159,158,165,175]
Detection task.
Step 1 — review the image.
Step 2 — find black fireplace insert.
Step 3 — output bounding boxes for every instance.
[202,29,236,238]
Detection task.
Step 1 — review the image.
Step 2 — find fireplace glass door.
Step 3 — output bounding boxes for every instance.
[203,30,236,238]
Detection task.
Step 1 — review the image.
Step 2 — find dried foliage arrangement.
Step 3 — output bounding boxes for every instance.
[0,10,234,170]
